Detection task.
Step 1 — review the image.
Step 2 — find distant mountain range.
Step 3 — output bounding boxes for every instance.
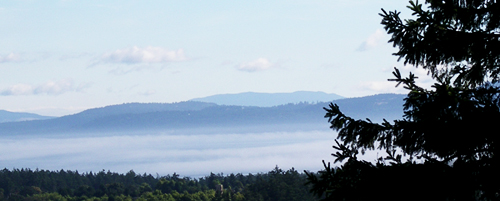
[0,93,406,136]
[0,110,53,123]
[190,91,344,107]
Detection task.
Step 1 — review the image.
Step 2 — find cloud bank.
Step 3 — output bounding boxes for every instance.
[237,58,275,72]
[0,130,338,177]
[0,79,90,96]
[100,46,187,64]
[357,29,385,51]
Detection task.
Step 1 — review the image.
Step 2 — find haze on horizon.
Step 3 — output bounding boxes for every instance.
[0,129,336,177]
[0,1,434,117]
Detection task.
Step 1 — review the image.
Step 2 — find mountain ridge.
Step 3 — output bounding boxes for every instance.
[0,110,54,123]
[0,93,405,136]
[189,91,344,107]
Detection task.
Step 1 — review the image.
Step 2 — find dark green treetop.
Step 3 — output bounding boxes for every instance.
[306,1,500,200]
[381,0,500,87]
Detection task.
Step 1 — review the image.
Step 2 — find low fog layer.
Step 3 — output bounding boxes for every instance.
[0,130,340,177]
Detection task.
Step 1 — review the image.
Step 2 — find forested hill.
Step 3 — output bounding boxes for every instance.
[0,93,405,136]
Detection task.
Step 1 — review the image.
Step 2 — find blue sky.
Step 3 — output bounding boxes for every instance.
[0,1,432,116]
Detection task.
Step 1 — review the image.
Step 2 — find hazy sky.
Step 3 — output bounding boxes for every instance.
[0,1,432,116]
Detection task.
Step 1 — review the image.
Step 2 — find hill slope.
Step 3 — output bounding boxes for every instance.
[0,94,405,136]
[0,110,54,123]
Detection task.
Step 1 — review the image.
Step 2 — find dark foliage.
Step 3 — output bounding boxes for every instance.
[306,0,500,200]
[381,0,500,87]
[0,168,157,198]
[0,167,314,200]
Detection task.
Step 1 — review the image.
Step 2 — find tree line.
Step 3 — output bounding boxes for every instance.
[0,166,316,201]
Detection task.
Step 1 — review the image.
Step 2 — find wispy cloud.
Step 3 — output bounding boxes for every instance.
[237,58,275,72]
[107,65,165,75]
[0,79,91,96]
[0,53,21,63]
[59,52,94,61]
[357,29,385,51]
[138,90,156,96]
[99,46,187,64]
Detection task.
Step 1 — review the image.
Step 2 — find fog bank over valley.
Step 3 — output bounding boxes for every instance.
[0,129,335,177]
[0,92,404,176]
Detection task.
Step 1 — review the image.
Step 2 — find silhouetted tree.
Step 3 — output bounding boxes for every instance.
[307,0,500,200]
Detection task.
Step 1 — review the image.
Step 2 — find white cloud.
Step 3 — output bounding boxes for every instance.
[0,53,21,63]
[34,79,74,95]
[0,79,91,96]
[357,29,385,51]
[237,58,275,72]
[100,46,187,64]
[1,84,33,96]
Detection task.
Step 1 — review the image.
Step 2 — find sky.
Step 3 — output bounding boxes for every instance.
[0,1,434,116]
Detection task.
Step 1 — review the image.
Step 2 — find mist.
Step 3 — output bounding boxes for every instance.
[0,129,340,177]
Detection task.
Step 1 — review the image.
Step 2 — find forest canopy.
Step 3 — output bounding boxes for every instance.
[0,167,315,201]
